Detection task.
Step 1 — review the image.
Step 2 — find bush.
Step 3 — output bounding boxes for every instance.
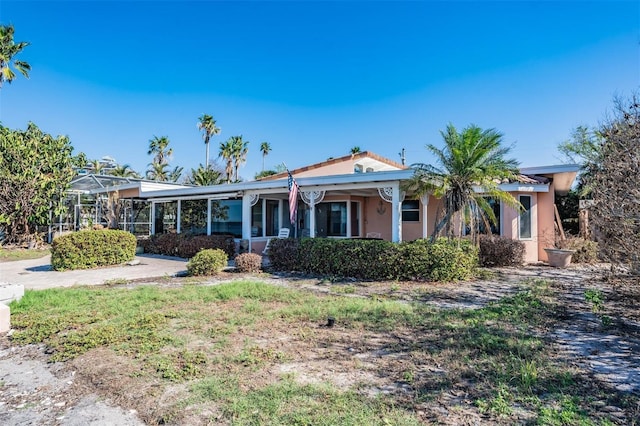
[234,253,262,273]
[558,237,599,263]
[478,235,525,267]
[140,234,236,259]
[51,229,136,271]
[187,249,228,276]
[269,237,478,282]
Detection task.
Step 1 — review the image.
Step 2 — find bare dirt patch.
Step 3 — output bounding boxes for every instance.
[1,265,639,425]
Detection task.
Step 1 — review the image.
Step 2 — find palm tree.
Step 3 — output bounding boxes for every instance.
[0,24,31,88]
[146,162,169,181]
[110,164,140,178]
[260,141,271,172]
[88,159,106,175]
[197,114,221,166]
[186,164,224,186]
[403,123,519,242]
[350,146,361,154]
[219,139,235,183]
[230,135,249,182]
[147,136,173,166]
[168,166,183,183]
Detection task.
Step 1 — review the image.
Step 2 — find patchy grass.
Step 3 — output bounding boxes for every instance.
[7,278,639,425]
[0,247,50,262]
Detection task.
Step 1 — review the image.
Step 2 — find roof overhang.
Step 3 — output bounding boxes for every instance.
[520,164,580,196]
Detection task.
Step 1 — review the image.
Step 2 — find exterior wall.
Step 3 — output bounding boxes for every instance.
[363,196,391,240]
[117,188,140,198]
[502,192,540,263]
[536,184,556,262]
[292,160,358,178]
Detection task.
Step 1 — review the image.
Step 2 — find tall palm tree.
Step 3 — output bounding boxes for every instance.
[147,136,173,166]
[110,164,140,178]
[197,114,221,166]
[219,139,235,183]
[0,24,30,88]
[403,123,519,242]
[230,135,249,182]
[146,162,169,182]
[260,141,271,172]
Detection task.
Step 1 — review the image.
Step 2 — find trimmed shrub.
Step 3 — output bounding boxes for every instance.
[558,237,599,263]
[234,253,262,273]
[141,234,236,259]
[478,235,525,267]
[51,229,136,271]
[187,248,228,276]
[269,237,477,282]
[268,238,301,272]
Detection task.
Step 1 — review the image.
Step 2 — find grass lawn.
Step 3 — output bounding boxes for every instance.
[0,247,50,262]
[7,278,638,425]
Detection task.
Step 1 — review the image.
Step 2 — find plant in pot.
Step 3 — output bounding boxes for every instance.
[541,230,575,268]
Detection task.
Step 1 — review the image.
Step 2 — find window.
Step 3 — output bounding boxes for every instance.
[265,200,280,236]
[211,199,242,237]
[154,201,177,234]
[519,195,532,239]
[315,202,347,237]
[180,199,207,235]
[402,200,420,222]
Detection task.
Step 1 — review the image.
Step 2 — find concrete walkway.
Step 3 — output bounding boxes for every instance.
[0,254,188,290]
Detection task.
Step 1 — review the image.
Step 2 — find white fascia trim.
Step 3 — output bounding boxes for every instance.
[472,184,549,193]
[519,164,580,175]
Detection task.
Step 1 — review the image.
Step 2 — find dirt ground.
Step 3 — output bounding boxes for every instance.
[1,264,639,425]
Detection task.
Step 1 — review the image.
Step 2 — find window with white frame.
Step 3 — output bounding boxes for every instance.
[402,200,420,222]
[518,195,532,239]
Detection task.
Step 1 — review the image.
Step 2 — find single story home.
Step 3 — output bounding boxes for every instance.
[69,151,579,263]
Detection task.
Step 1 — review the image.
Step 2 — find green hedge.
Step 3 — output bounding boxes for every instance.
[140,233,236,259]
[51,229,137,271]
[187,248,228,276]
[269,237,477,282]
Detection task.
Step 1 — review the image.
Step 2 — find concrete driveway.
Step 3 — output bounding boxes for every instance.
[0,254,188,290]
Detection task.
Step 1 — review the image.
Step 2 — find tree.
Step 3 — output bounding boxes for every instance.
[88,159,107,175]
[255,170,277,180]
[0,24,31,88]
[197,114,221,166]
[218,139,234,183]
[260,141,271,172]
[147,135,173,166]
[146,162,169,181]
[168,165,184,183]
[403,123,519,242]
[0,123,86,244]
[230,135,249,182]
[109,164,140,178]
[186,164,224,186]
[350,146,361,154]
[584,95,640,270]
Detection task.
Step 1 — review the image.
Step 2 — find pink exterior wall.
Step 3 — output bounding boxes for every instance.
[536,185,556,262]
[292,160,357,178]
[502,192,540,263]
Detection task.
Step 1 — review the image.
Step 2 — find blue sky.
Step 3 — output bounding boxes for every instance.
[1,1,638,180]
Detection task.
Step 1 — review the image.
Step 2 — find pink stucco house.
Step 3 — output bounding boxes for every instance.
[78,151,578,263]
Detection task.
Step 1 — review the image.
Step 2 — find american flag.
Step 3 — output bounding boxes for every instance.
[287,170,299,225]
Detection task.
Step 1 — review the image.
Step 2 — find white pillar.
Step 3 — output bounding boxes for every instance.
[420,193,430,239]
[309,192,316,238]
[206,199,212,235]
[391,183,402,242]
[176,200,181,234]
[151,202,156,235]
[242,194,252,251]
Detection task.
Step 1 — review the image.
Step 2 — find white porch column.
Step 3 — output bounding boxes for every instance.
[420,193,430,239]
[242,194,252,251]
[206,199,212,235]
[309,192,316,238]
[176,200,181,234]
[151,202,156,235]
[391,183,402,242]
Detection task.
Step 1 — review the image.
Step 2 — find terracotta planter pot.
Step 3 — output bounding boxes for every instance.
[544,248,575,268]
